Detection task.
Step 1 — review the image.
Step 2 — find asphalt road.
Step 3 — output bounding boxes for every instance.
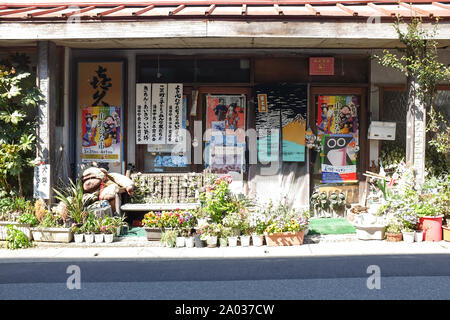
[0,254,449,301]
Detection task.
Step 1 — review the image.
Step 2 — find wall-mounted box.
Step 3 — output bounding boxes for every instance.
[368,121,396,141]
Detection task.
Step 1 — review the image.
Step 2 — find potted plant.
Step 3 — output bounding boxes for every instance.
[223,211,243,237]
[31,211,74,243]
[248,210,268,247]
[142,211,164,241]
[81,213,96,244]
[202,223,220,248]
[415,196,444,241]
[239,217,251,247]
[101,216,115,243]
[0,196,36,240]
[71,225,84,243]
[175,228,186,248]
[113,215,126,237]
[399,210,418,243]
[160,229,178,248]
[218,226,232,247]
[385,218,403,242]
[194,228,206,248]
[263,205,309,247]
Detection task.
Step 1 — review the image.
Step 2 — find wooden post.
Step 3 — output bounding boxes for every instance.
[37,41,58,203]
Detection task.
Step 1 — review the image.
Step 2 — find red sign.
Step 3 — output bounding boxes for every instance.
[309,57,335,75]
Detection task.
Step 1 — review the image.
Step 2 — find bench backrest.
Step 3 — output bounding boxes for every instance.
[130,172,212,203]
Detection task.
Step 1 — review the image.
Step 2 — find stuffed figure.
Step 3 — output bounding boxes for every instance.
[82,166,134,213]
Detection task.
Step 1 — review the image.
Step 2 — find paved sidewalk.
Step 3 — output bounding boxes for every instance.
[0,235,449,262]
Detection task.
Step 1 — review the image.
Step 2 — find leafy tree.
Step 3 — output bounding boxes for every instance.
[0,53,42,197]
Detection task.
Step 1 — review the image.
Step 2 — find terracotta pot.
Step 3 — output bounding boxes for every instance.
[386,232,403,242]
[264,231,305,247]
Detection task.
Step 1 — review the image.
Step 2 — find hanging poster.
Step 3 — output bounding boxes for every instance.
[150,83,167,145]
[317,95,359,136]
[255,86,281,163]
[136,83,151,144]
[77,61,125,173]
[321,133,358,183]
[280,85,307,162]
[33,164,50,199]
[81,106,122,163]
[166,83,184,145]
[205,95,246,174]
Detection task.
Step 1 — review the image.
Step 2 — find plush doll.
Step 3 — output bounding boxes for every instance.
[82,166,134,213]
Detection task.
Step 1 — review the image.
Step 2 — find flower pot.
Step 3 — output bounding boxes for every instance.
[94,233,104,243]
[206,236,217,248]
[414,230,424,243]
[74,233,84,243]
[251,235,264,247]
[84,233,94,244]
[265,231,305,247]
[442,226,450,242]
[227,236,238,247]
[219,237,228,247]
[0,221,32,240]
[194,234,206,248]
[240,235,251,247]
[419,215,444,242]
[185,237,195,248]
[176,236,185,248]
[115,226,121,237]
[104,233,114,243]
[402,231,415,243]
[385,232,403,242]
[144,227,163,241]
[31,227,73,243]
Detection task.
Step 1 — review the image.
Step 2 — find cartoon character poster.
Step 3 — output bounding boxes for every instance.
[321,133,358,183]
[317,95,359,136]
[81,106,122,163]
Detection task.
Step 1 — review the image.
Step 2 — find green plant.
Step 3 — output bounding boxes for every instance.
[160,229,178,247]
[200,176,239,223]
[80,212,97,234]
[386,218,402,234]
[38,211,61,228]
[0,54,42,196]
[53,179,87,225]
[6,225,32,249]
[16,212,39,227]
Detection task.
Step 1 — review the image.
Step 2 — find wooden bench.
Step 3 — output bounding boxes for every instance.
[117,172,212,214]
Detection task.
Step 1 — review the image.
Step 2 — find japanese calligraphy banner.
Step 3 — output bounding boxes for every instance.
[81,106,122,163]
[136,83,152,144]
[166,83,185,145]
[33,164,50,199]
[151,83,167,145]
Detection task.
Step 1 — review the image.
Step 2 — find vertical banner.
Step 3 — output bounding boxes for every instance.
[167,83,184,145]
[205,95,246,174]
[321,133,358,183]
[33,164,50,199]
[255,87,280,163]
[280,85,307,162]
[81,106,122,163]
[151,83,167,144]
[136,83,151,144]
[77,61,124,173]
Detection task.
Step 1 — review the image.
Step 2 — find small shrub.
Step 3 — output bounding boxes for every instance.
[6,225,32,250]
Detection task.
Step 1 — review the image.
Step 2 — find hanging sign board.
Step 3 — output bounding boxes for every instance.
[309,57,335,76]
[33,164,50,199]
[136,83,152,144]
[150,83,167,144]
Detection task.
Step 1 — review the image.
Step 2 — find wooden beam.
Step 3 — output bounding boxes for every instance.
[367,2,395,17]
[62,6,95,18]
[305,4,320,16]
[97,5,125,17]
[169,4,185,16]
[28,6,67,18]
[205,4,216,16]
[399,2,433,17]
[132,5,155,16]
[336,3,358,16]
[242,4,247,15]
[432,2,450,10]
[274,4,284,15]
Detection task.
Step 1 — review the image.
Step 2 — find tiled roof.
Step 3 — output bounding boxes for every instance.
[0,1,448,20]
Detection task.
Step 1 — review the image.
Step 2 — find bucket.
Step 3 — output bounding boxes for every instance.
[419,215,444,242]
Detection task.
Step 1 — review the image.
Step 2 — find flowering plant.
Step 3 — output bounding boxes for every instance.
[248,210,268,235]
[263,202,310,235]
